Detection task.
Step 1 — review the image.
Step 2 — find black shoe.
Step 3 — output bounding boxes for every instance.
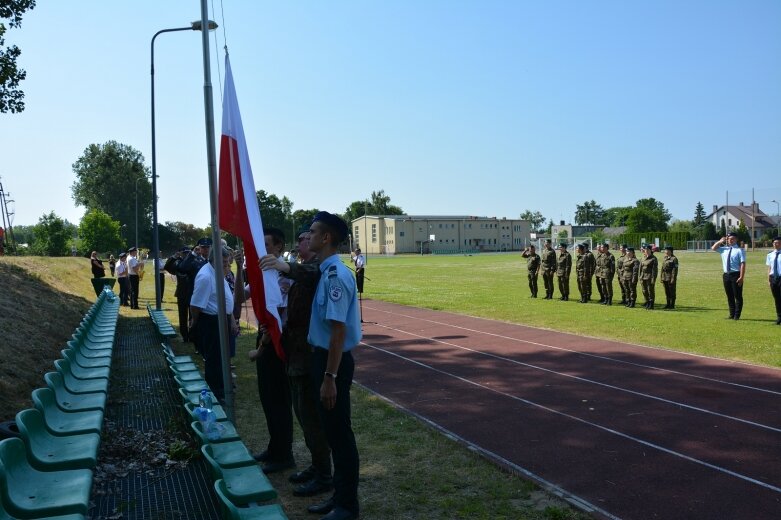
[294,477,333,497]
[776,318,781,325]
[733,315,740,321]
[308,497,335,515]
[320,507,358,520]
[253,450,269,462]
[262,457,295,474]
[289,466,317,483]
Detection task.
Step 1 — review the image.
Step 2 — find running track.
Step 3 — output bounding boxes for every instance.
[354,299,781,520]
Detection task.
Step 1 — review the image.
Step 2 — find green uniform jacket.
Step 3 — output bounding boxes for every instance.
[557,251,572,277]
[661,255,678,283]
[640,255,658,282]
[541,248,557,272]
[522,251,541,274]
[621,257,639,284]
[585,251,596,277]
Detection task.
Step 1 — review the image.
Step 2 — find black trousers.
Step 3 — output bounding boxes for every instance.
[118,277,130,305]
[177,297,189,341]
[312,348,359,515]
[129,274,139,309]
[158,273,166,301]
[290,373,332,478]
[256,342,293,462]
[722,272,743,318]
[542,270,555,295]
[192,314,225,399]
[770,277,781,319]
[355,268,364,293]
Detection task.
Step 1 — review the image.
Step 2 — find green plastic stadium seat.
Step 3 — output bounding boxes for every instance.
[54,360,109,395]
[0,507,86,520]
[15,409,99,471]
[170,362,199,373]
[44,372,106,412]
[190,420,240,444]
[202,447,277,504]
[31,388,103,436]
[184,401,228,422]
[175,376,209,394]
[213,479,285,518]
[0,438,92,517]
[172,368,204,382]
[199,441,255,469]
[62,348,111,370]
[67,338,112,359]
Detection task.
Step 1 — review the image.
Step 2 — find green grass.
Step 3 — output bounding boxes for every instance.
[358,250,781,367]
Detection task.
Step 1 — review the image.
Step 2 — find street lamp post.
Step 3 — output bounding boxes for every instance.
[151,19,217,309]
[134,175,147,249]
[772,200,780,237]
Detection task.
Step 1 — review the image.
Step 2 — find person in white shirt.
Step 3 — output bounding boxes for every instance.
[189,248,236,401]
[127,247,140,309]
[767,236,781,325]
[351,248,365,293]
[116,252,130,306]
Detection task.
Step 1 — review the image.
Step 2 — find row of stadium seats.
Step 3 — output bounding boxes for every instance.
[162,342,288,519]
[0,288,120,519]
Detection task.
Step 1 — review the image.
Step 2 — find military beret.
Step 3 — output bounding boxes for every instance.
[665,246,674,251]
[180,246,191,253]
[558,243,567,249]
[726,232,738,238]
[621,244,628,248]
[197,237,212,246]
[312,211,348,242]
[773,236,781,242]
[627,247,635,253]
[602,242,610,248]
[127,246,137,252]
[642,244,653,250]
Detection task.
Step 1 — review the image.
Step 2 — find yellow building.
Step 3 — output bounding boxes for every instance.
[351,215,532,255]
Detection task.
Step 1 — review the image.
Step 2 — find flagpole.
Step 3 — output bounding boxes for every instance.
[200,0,234,421]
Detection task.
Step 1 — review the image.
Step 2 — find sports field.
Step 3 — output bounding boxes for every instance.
[357,249,780,368]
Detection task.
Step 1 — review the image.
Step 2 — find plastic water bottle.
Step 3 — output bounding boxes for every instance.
[197,389,223,440]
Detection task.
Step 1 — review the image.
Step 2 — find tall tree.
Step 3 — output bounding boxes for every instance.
[693,202,706,227]
[31,211,70,256]
[256,190,293,231]
[0,0,35,113]
[603,206,632,227]
[163,221,206,249]
[520,210,546,232]
[574,200,605,225]
[78,208,123,256]
[292,209,320,232]
[343,190,404,223]
[71,141,151,246]
[626,198,672,232]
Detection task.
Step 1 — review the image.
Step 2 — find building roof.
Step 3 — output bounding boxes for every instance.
[708,204,774,228]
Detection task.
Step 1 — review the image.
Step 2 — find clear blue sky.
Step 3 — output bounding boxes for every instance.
[2,0,780,229]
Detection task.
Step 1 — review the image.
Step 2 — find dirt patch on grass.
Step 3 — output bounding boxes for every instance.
[0,261,93,421]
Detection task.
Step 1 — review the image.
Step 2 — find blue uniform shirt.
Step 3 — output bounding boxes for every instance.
[308,254,362,352]
[716,246,746,273]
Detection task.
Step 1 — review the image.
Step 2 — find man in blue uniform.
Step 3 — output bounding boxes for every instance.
[305,211,361,520]
[711,232,746,320]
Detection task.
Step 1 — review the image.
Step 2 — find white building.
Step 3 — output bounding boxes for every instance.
[707,202,776,241]
[351,215,532,254]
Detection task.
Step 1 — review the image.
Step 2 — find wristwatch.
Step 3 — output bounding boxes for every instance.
[324,371,337,379]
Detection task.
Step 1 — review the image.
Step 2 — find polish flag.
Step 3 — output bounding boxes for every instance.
[218,55,284,360]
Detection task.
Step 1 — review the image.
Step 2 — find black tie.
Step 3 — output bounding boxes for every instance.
[775,250,780,277]
[726,247,732,273]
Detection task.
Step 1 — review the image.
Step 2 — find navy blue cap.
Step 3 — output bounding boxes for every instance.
[312,211,348,242]
[726,232,738,238]
[197,237,212,247]
[180,246,191,253]
[127,246,137,253]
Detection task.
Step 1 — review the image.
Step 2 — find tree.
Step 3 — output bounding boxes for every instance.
[603,206,632,227]
[256,190,293,231]
[574,200,605,225]
[693,202,707,227]
[71,141,151,246]
[520,210,546,232]
[343,190,404,223]
[162,221,205,250]
[736,219,751,245]
[697,221,719,241]
[625,198,671,233]
[31,211,70,256]
[78,208,123,256]
[0,0,35,113]
[291,209,320,232]
[669,219,693,234]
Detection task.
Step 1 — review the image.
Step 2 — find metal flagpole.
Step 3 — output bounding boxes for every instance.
[200,0,233,422]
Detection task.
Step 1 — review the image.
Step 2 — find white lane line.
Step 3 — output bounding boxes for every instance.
[360,339,781,495]
[365,304,781,396]
[370,322,781,434]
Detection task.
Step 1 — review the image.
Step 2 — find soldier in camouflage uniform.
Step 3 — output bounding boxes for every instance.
[540,239,557,299]
[583,243,596,302]
[639,244,659,310]
[660,246,679,309]
[575,244,588,303]
[621,247,640,307]
[521,245,541,298]
[616,244,628,304]
[597,242,615,305]
[556,244,572,301]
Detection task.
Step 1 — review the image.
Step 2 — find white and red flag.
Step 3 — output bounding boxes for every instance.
[218,55,284,360]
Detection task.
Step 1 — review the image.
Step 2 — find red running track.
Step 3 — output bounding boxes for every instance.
[354,299,781,520]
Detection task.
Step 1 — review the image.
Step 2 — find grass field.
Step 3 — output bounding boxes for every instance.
[359,250,781,368]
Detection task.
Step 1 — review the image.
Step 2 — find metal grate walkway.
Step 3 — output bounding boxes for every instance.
[89,316,220,520]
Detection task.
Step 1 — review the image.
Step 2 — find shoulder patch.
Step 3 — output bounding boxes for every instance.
[329,282,343,301]
[327,265,338,277]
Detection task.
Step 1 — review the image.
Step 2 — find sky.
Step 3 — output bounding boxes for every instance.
[2,0,781,230]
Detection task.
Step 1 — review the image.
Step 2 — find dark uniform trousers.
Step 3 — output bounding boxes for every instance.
[129,274,140,309]
[557,275,569,299]
[256,340,294,463]
[355,268,365,293]
[312,348,359,516]
[192,314,225,400]
[542,269,555,296]
[770,276,781,320]
[723,271,743,318]
[528,271,538,297]
[118,276,130,306]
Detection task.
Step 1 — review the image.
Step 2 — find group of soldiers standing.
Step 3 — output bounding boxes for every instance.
[522,239,679,310]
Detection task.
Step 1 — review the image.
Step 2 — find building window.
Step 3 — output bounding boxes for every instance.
[400,231,405,237]
[371,224,377,243]
[354,226,359,241]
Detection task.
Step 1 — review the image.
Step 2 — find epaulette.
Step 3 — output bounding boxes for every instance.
[327,265,338,277]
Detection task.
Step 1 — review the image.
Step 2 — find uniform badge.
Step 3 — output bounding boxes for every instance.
[329,283,343,301]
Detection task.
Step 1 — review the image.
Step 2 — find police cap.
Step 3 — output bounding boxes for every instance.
[127,246,137,253]
[726,232,738,238]
[197,237,212,247]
